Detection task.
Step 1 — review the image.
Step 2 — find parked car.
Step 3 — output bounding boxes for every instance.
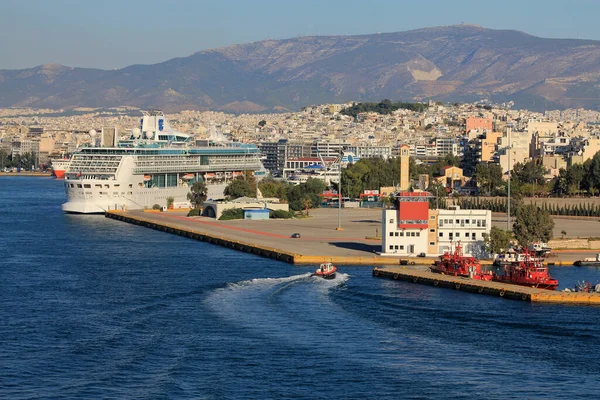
[291,233,301,238]
[417,252,426,257]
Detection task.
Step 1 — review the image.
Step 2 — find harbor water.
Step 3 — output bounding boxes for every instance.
[2,177,600,399]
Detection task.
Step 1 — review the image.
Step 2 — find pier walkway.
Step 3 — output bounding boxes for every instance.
[372,267,600,304]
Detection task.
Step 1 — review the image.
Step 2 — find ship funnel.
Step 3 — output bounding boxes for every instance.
[141,109,172,141]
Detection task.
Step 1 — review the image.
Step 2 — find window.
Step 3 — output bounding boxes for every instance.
[416,232,420,237]
[95,184,102,188]
[439,232,444,237]
[465,232,470,238]
[84,184,91,188]
[395,232,399,237]
[77,184,82,188]
[456,232,460,237]
[430,229,435,233]
[477,220,481,227]
[430,216,436,220]
[394,245,399,250]
[466,219,470,224]
[411,232,416,237]
[449,233,454,239]
[389,245,393,250]
[129,184,133,188]
[389,232,393,237]
[399,232,404,237]
[389,219,394,223]
[430,242,435,246]
[482,220,487,227]
[399,245,404,250]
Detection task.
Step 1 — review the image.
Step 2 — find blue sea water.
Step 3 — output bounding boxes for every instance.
[1,177,600,399]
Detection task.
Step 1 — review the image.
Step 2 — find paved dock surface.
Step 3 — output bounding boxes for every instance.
[107,208,587,265]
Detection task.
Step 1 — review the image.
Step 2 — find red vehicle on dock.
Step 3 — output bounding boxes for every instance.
[493,249,558,290]
[430,243,493,281]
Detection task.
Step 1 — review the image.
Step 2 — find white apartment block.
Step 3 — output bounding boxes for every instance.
[436,206,491,257]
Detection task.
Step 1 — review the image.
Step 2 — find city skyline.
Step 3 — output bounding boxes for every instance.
[1,0,599,70]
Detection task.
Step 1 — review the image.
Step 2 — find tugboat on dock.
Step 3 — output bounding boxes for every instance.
[493,249,558,290]
[430,243,493,281]
[313,262,337,279]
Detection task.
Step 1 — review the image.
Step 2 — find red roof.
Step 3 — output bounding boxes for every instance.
[395,191,432,197]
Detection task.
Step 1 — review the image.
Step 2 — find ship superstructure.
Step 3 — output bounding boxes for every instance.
[62,110,263,213]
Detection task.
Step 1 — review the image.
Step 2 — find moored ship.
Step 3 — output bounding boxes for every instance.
[430,243,493,280]
[62,110,264,214]
[51,159,71,179]
[493,250,558,290]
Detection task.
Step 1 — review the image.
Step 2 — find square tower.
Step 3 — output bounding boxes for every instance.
[399,144,410,191]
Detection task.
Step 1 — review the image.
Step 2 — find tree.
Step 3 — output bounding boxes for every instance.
[286,178,326,212]
[258,120,267,127]
[513,204,554,246]
[512,160,545,185]
[301,196,313,216]
[224,176,256,199]
[474,163,504,195]
[426,181,447,209]
[187,181,208,209]
[258,177,288,200]
[483,227,512,254]
[561,230,567,239]
[166,196,174,209]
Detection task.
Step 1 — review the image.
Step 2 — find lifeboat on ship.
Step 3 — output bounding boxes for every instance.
[430,242,493,281]
[493,249,558,290]
[143,175,152,182]
[313,262,337,279]
[181,173,194,180]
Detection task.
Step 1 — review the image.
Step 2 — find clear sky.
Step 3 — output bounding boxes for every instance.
[1,0,598,70]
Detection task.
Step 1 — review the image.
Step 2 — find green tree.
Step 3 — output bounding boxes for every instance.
[224,176,257,199]
[301,196,313,216]
[258,120,267,127]
[187,181,208,209]
[219,208,244,220]
[483,226,512,254]
[286,178,326,212]
[474,163,504,195]
[426,181,447,209]
[513,204,554,246]
[258,177,288,200]
[512,160,545,185]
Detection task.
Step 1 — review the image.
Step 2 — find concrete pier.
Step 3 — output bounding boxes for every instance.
[105,209,580,266]
[372,267,600,304]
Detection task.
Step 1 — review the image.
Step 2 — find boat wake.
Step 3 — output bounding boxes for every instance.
[204,272,349,343]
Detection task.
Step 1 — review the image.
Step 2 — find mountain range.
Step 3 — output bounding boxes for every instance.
[1,25,600,113]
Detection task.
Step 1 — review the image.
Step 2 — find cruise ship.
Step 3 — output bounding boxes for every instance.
[62,110,263,214]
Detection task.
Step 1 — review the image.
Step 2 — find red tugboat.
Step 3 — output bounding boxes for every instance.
[313,262,337,279]
[430,243,493,281]
[493,249,558,290]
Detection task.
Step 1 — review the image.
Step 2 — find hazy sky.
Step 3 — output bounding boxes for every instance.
[1,0,598,70]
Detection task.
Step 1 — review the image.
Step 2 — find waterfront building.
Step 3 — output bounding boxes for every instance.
[381,192,430,256]
[436,206,491,257]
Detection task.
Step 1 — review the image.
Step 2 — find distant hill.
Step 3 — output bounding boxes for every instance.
[1,25,600,113]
